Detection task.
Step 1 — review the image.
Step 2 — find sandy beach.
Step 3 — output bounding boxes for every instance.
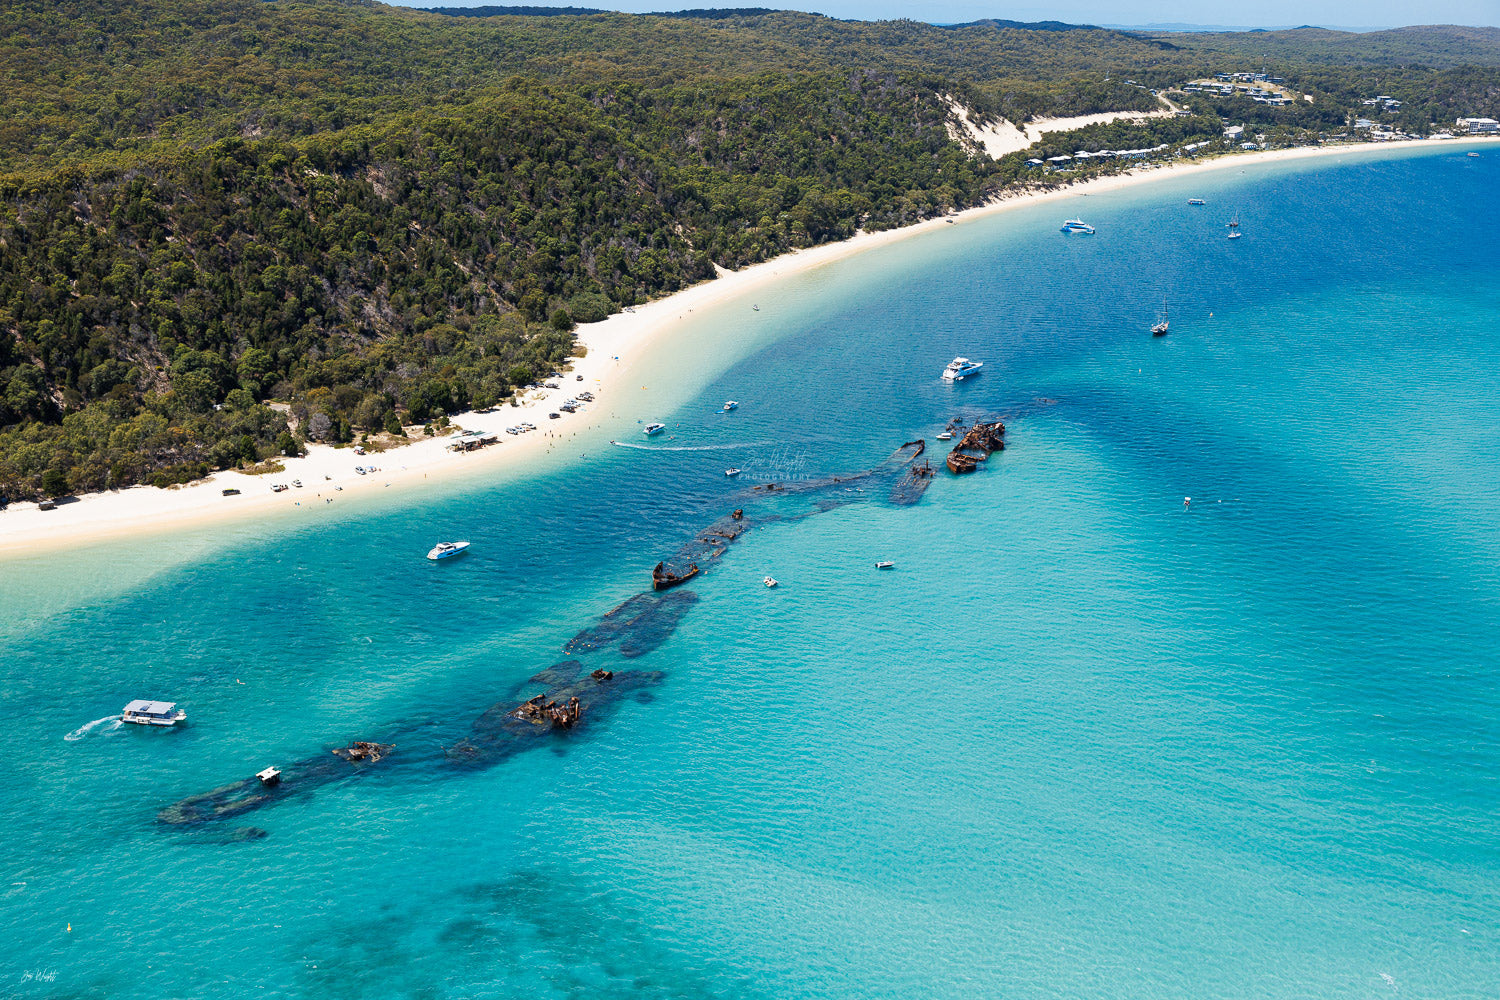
[1,134,1492,558]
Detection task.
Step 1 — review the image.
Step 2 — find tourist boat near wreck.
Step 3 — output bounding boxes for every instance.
[941,357,983,382]
[121,700,186,727]
[427,540,470,561]
[652,561,700,590]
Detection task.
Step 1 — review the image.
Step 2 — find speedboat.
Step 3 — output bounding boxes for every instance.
[763,576,778,588]
[875,561,894,569]
[121,700,186,727]
[941,357,983,382]
[936,431,953,441]
[1187,198,1206,206]
[644,422,666,436]
[1468,152,1480,157]
[427,540,471,561]
[722,401,739,412]
[1060,219,1095,234]
[725,468,741,477]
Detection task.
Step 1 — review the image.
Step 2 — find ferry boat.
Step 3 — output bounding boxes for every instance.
[121,700,186,727]
[941,357,984,382]
[722,401,739,412]
[643,422,666,436]
[1151,297,1169,337]
[1060,219,1096,234]
[1187,198,1206,206]
[426,540,471,561]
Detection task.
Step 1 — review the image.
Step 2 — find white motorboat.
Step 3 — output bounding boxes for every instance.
[942,357,983,382]
[725,468,741,477]
[763,576,778,588]
[875,561,894,569]
[121,700,186,727]
[722,401,739,412]
[427,540,471,561]
[644,422,666,436]
[936,431,953,441]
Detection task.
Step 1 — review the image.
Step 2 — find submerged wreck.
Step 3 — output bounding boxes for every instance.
[651,561,700,590]
[945,419,1005,474]
[156,435,943,835]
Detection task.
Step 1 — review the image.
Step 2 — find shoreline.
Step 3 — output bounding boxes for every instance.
[1,134,1493,559]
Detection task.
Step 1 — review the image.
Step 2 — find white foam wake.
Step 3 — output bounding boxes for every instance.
[64,716,122,741]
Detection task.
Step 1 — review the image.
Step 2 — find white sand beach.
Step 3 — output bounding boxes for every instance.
[0,134,1492,558]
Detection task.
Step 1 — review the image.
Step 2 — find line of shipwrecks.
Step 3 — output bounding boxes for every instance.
[157,421,1013,837]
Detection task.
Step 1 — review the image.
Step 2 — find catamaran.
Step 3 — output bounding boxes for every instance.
[1187,198,1206,206]
[121,700,186,727]
[1151,297,1169,337]
[1060,219,1096,234]
[941,357,984,382]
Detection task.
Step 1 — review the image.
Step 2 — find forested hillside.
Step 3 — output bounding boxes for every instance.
[1,1,1497,500]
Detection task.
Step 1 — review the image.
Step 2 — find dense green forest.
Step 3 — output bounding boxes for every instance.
[1,1,1497,501]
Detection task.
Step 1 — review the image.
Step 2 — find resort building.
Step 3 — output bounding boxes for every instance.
[1456,117,1499,134]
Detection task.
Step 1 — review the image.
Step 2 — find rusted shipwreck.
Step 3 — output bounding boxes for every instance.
[945,420,1006,474]
[157,436,940,835]
[652,561,699,590]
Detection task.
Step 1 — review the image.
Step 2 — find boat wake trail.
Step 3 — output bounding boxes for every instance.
[611,441,771,452]
[65,716,122,741]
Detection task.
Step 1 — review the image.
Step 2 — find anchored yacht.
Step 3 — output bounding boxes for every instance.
[1060,219,1096,234]
[427,540,471,561]
[941,357,984,382]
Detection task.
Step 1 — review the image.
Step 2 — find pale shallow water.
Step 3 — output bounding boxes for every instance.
[1,145,1498,999]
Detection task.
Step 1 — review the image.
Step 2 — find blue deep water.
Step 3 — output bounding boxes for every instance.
[2,143,1499,998]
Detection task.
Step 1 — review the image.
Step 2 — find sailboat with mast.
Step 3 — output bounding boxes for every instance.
[1151,297,1169,337]
[1227,212,1243,239]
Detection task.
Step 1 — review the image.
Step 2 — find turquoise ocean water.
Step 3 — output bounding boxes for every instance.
[2,144,1498,998]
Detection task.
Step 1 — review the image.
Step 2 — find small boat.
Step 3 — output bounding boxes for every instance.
[752,304,760,311]
[643,422,666,436]
[1060,219,1095,234]
[724,468,741,477]
[653,561,700,590]
[1227,231,1243,240]
[427,540,471,561]
[1468,152,1480,157]
[1151,297,1169,337]
[722,401,739,412]
[936,431,953,441]
[121,700,186,727]
[1188,198,1206,206]
[763,576,778,588]
[875,561,894,569]
[1227,212,1240,229]
[255,767,282,788]
[941,357,984,382]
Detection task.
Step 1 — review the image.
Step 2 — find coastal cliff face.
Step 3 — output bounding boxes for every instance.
[1,0,1497,500]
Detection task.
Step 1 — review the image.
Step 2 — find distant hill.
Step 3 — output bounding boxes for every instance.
[0,0,1497,500]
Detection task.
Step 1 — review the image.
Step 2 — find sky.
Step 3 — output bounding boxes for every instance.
[397,1,1499,29]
